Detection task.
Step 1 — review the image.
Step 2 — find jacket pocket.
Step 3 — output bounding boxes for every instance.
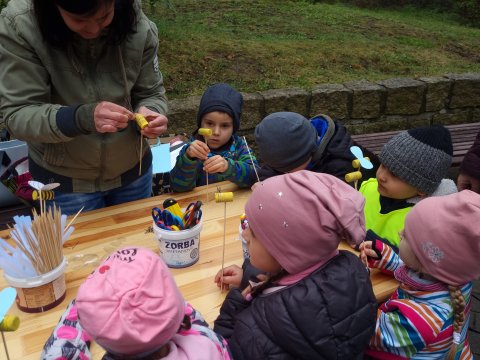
[43,143,66,166]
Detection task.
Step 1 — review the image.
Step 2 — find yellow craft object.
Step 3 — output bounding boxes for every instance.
[134,114,149,129]
[215,192,234,203]
[32,190,55,201]
[0,315,20,332]
[198,128,212,137]
[345,171,362,183]
[163,199,184,219]
[352,157,370,169]
[165,203,183,219]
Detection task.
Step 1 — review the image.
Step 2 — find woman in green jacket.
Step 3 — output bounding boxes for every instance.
[0,0,168,214]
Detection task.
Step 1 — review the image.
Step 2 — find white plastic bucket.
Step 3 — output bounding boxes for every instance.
[153,220,203,268]
[238,224,250,260]
[4,258,67,313]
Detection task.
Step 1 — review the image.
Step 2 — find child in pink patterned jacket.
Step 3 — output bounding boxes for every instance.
[41,247,231,360]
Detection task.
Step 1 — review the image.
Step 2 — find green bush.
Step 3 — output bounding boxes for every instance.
[454,0,480,26]
[307,0,480,27]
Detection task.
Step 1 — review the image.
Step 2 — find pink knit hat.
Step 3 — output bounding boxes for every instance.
[404,190,480,286]
[76,247,185,355]
[245,171,366,275]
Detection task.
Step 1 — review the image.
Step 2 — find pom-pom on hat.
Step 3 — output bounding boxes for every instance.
[404,190,480,286]
[379,125,453,195]
[196,83,243,133]
[76,247,185,356]
[245,171,366,275]
[255,112,318,173]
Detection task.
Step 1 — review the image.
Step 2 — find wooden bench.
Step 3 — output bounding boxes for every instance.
[351,122,480,168]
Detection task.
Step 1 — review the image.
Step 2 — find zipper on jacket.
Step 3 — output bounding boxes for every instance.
[86,39,106,186]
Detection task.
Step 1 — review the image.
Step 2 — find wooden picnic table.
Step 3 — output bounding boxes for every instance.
[0,181,398,360]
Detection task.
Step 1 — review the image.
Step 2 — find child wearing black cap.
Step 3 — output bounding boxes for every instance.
[254,112,377,182]
[170,83,259,192]
[360,124,458,250]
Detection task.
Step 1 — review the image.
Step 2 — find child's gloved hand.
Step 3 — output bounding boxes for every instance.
[186,140,210,160]
[204,155,229,174]
[214,265,243,290]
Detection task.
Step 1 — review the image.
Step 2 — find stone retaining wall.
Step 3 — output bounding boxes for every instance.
[167,73,480,142]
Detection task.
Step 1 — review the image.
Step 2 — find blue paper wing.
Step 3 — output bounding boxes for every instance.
[350,146,373,169]
[0,287,17,322]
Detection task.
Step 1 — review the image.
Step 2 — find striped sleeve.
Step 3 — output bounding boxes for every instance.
[367,298,445,359]
[169,143,202,192]
[218,141,258,188]
[368,239,403,275]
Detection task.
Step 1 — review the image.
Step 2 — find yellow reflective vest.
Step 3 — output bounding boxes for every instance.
[359,178,412,247]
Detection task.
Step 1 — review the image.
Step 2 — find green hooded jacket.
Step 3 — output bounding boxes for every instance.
[0,0,168,192]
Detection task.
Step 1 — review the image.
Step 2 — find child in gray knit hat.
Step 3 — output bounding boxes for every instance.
[254,112,376,182]
[359,124,458,250]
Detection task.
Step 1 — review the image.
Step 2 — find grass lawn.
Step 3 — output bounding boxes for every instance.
[147,0,480,99]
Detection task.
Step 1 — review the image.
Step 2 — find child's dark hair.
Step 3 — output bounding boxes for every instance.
[33,0,136,49]
[446,285,466,360]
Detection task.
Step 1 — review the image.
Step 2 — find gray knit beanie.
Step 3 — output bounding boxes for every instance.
[379,125,453,195]
[255,112,318,173]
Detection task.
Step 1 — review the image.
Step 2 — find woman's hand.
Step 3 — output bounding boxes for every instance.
[204,155,228,174]
[214,265,243,291]
[94,101,133,133]
[137,106,168,138]
[186,140,210,160]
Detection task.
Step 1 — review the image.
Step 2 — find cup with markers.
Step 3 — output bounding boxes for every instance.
[151,198,203,268]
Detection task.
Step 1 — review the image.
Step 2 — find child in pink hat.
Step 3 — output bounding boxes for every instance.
[214,170,377,359]
[361,190,480,359]
[41,247,231,360]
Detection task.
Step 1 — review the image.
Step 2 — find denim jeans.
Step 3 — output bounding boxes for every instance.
[46,165,153,215]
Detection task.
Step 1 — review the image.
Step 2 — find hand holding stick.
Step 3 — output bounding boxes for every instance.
[199,128,213,201]
[135,114,149,176]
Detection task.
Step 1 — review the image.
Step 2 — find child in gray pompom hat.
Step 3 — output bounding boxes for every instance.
[254,112,376,183]
[359,124,458,250]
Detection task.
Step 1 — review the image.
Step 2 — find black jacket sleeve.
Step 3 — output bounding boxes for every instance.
[213,288,251,340]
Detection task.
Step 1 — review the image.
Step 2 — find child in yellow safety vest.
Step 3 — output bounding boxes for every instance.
[359,125,457,251]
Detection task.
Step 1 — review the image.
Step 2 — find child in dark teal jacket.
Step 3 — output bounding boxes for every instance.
[170,83,258,192]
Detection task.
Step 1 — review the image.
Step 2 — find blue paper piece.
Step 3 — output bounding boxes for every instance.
[151,143,172,174]
[0,287,17,322]
[350,146,373,169]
